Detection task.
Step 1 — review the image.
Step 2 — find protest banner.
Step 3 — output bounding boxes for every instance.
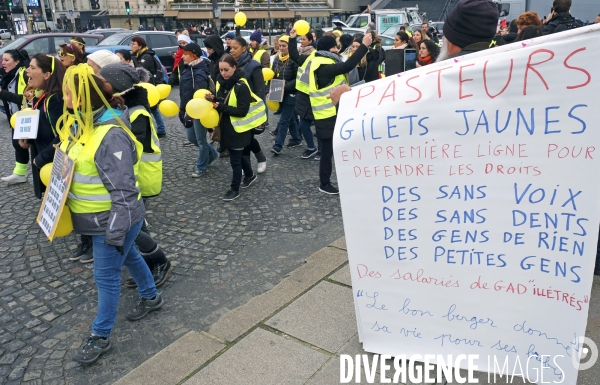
[334,25,600,384]
[37,148,74,241]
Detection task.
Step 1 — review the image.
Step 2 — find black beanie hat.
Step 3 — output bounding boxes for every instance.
[317,36,337,51]
[444,0,499,48]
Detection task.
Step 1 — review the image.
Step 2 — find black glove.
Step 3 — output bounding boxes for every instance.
[168,77,175,86]
[116,245,124,255]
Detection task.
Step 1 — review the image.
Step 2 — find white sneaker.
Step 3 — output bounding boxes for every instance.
[1,174,27,183]
[257,161,267,174]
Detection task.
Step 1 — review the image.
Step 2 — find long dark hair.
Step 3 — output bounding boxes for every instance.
[3,49,30,68]
[59,43,86,65]
[517,25,543,41]
[420,39,440,61]
[31,53,65,95]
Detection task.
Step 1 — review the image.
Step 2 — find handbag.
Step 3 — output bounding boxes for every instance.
[178,111,194,128]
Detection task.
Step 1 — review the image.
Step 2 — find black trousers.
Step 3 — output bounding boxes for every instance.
[243,132,262,156]
[10,128,29,165]
[230,149,253,191]
[319,138,334,186]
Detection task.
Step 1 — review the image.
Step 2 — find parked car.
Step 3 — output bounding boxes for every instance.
[0,29,11,39]
[96,31,177,72]
[86,28,130,38]
[0,33,104,56]
[86,45,131,55]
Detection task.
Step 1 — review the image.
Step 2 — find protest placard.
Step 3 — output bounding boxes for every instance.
[12,109,40,140]
[268,79,285,102]
[37,148,74,241]
[334,25,600,384]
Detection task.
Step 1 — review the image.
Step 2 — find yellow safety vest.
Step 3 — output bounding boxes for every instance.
[216,78,267,133]
[295,51,316,94]
[307,56,347,120]
[129,106,162,197]
[17,67,27,94]
[60,124,142,214]
[252,49,267,65]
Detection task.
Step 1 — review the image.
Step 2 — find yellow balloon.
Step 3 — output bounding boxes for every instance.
[10,113,16,129]
[262,67,275,82]
[266,100,279,111]
[194,89,211,99]
[186,98,213,119]
[234,12,247,27]
[200,109,219,128]
[40,163,53,186]
[54,206,74,238]
[156,84,171,100]
[138,83,160,107]
[294,20,310,36]
[159,100,179,117]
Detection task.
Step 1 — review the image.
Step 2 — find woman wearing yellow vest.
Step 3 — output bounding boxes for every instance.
[100,62,172,288]
[59,67,163,364]
[207,54,265,201]
[248,30,270,68]
[0,49,30,183]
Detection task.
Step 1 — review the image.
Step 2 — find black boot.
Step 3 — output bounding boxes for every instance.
[70,235,92,261]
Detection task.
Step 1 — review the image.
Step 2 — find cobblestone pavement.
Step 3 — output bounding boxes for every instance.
[0,93,344,384]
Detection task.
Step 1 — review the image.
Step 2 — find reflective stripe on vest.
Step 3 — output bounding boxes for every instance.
[60,123,142,214]
[295,52,316,94]
[129,105,163,197]
[307,56,347,120]
[17,67,27,95]
[217,78,267,133]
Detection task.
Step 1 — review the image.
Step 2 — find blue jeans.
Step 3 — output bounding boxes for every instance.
[187,119,218,172]
[150,105,166,135]
[91,219,157,338]
[298,117,321,152]
[273,94,301,152]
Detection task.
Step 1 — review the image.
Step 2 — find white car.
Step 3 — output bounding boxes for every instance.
[0,29,11,40]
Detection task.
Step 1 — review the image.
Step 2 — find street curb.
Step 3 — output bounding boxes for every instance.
[113,236,348,385]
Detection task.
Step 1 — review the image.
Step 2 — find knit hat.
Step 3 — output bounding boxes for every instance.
[278,35,289,43]
[87,50,121,69]
[181,43,203,58]
[224,32,236,40]
[131,36,147,48]
[177,34,192,44]
[316,35,337,51]
[444,0,499,48]
[99,63,140,94]
[250,30,262,43]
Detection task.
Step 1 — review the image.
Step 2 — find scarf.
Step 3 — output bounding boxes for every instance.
[417,55,434,66]
[316,51,342,64]
[135,46,148,58]
[298,45,315,55]
[0,65,20,90]
[278,52,290,62]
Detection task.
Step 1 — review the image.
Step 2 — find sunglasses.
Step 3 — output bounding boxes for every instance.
[58,50,74,57]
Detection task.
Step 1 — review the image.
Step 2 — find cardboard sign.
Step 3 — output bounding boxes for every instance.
[13,109,40,140]
[334,25,600,385]
[37,148,74,241]
[268,79,285,102]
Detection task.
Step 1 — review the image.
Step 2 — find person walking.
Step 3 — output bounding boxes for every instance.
[229,37,268,173]
[130,36,168,138]
[248,30,270,68]
[60,67,163,364]
[292,30,371,194]
[270,35,301,155]
[178,43,218,177]
[207,55,266,201]
[100,63,173,287]
[0,49,30,183]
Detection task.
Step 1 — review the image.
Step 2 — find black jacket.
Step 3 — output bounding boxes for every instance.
[205,34,226,82]
[0,65,27,121]
[543,12,582,35]
[123,87,154,153]
[312,45,369,139]
[358,44,384,83]
[271,55,298,95]
[215,69,252,150]
[134,49,163,85]
[178,58,210,111]
[235,51,265,99]
[31,92,63,199]
[288,36,314,120]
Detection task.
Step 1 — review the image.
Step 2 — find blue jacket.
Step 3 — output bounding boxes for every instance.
[178,58,210,110]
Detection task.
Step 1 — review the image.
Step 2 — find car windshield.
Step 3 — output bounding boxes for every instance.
[98,33,129,46]
[0,37,29,54]
[382,25,401,36]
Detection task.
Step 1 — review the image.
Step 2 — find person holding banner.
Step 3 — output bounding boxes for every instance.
[437,0,499,61]
[58,66,163,364]
[100,63,172,288]
[0,49,30,184]
[19,54,66,199]
[270,35,302,155]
